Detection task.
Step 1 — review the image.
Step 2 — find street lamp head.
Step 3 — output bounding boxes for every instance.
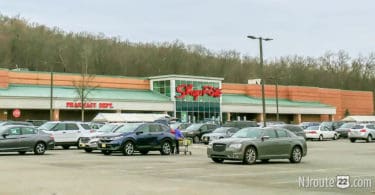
[247,35,257,39]
[263,38,273,41]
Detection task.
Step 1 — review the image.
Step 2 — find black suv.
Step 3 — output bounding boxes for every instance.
[182,123,218,143]
[97,123,175,155]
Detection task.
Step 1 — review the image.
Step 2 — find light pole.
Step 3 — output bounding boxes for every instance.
[247,35,273,127]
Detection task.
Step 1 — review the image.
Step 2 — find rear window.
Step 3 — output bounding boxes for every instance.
[352,125,364,129]
[80,124,91,130]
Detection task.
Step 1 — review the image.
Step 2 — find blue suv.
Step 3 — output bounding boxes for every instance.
[97,123,175,155]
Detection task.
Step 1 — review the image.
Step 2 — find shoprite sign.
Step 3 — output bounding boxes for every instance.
[66,102,113,109]
[175,84,222,100]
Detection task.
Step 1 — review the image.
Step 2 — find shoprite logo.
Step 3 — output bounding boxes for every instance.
[175,84,222,100]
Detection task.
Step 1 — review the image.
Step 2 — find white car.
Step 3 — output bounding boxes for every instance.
[348,123,375,143]
[304,125,339,141]
[79,123,124,152]
[38,121,95,149]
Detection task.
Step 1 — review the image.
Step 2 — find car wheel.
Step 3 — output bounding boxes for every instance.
[319,135,323,141]
[289,146,302,163]
[160,141,172,155]
[84,148,93,153]
[333,134,338,140]
[139,150,149,155]
[62,145,70,150]
[350,138,356,143]
[212,158,224,163]
[76,138,82,149]
[102,150,112,155]
[261,159,270,163]
[243,146,257,165]
[122,141,135,156]
[366,135,372,143]
[18,151,26,155]
[34,142,46,155]
[193,136,200,143]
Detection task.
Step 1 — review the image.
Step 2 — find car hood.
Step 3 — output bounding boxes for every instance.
[98,132,133,138]
[203,133,226,137]
[212,137,257,144]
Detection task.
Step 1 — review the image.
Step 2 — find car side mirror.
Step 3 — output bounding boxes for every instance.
[261,136,270,141]
[2,133,9,138]
[136,131,143,135]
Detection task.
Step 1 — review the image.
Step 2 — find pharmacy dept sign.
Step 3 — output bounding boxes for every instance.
[66,102,114,109]
[175,84,222,101]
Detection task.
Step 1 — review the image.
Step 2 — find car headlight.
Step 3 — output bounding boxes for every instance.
[208,142,213,148]
[228,143,242,149]
[110,136,123,141]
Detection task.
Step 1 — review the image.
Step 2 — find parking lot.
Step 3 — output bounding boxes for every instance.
[0,139,374,195]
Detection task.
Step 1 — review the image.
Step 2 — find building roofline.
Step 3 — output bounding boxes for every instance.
[148,74,224,81]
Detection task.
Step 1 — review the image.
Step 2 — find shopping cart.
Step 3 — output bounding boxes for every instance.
[178,138,193,155]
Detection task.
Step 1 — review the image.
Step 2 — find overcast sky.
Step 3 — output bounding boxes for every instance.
[0,0,374,58]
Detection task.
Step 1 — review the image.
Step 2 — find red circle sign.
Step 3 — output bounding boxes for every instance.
[13,109,21,118]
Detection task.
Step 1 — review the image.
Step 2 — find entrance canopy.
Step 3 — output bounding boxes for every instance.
[92,113,170,123]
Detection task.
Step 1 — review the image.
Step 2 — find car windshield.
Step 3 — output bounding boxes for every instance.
[306,126,319,130]
[340,123,355,128]
[38,122,56,130]
[97,124,121,133]
[113,123,142,133]
[186,124,202,131]
[212,128,228,133]
[232,128,262,139]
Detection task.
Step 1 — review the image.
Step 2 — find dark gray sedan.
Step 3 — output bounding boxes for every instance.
[207,127,307,164]
[0,125,55,155]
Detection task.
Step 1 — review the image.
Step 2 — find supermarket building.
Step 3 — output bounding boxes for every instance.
[0,69,373,123]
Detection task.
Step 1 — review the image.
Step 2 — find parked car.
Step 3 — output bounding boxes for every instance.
[0,121,33,126]
[79,123,124,152]
[26,120,47,127]
[38,121,95,149]
[201,127,239,144]
[170,122,191,131]
[273,124,306,139]
[182,123,218,143]
[207,127,307,164]
[299,122,321,130]
[304,125,339,141]
[335,122,356,138]
[258,121,285,127]
[320,121,345,131]
[348,123,375,143]
[0,125,55,155]
[97,123,175,155]
[222,121,258,129]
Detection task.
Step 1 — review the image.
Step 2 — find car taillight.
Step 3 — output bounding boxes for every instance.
[360,129,367,133]
[309,131,317,134]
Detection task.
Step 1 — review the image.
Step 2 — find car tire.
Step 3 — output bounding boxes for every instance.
[243,146,257,165]
[76,138,82,149]
[350,138,356,143]
[289,146,302,163]
[319,135,323,141]
[62,145,70,150]
[140,150,149,155]
[193,136,200,143]
[102,150,112,155]
[212,158,224,163]
[333,134,338,140]
[18,151,26,155]
[160,141,172,155]
[366,135,372,143]
[84,148,93,153]
[122,141,135,156]
[34,142,46,155]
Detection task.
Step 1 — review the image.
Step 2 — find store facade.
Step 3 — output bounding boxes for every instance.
[0,69,373,123]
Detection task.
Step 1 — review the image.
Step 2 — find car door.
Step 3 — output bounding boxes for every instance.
[0,127,22,150]
[275,129,291,157]
[321,126,334,138]
[63,123,81,142]
[19,127,38,150]
[366,124,375,137]
[257,129,279,158]
[134,124,151,149]
[147,124,163,148]
[50,123,67,143]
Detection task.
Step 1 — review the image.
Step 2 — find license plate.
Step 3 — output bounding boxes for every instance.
[101,143,106,148]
